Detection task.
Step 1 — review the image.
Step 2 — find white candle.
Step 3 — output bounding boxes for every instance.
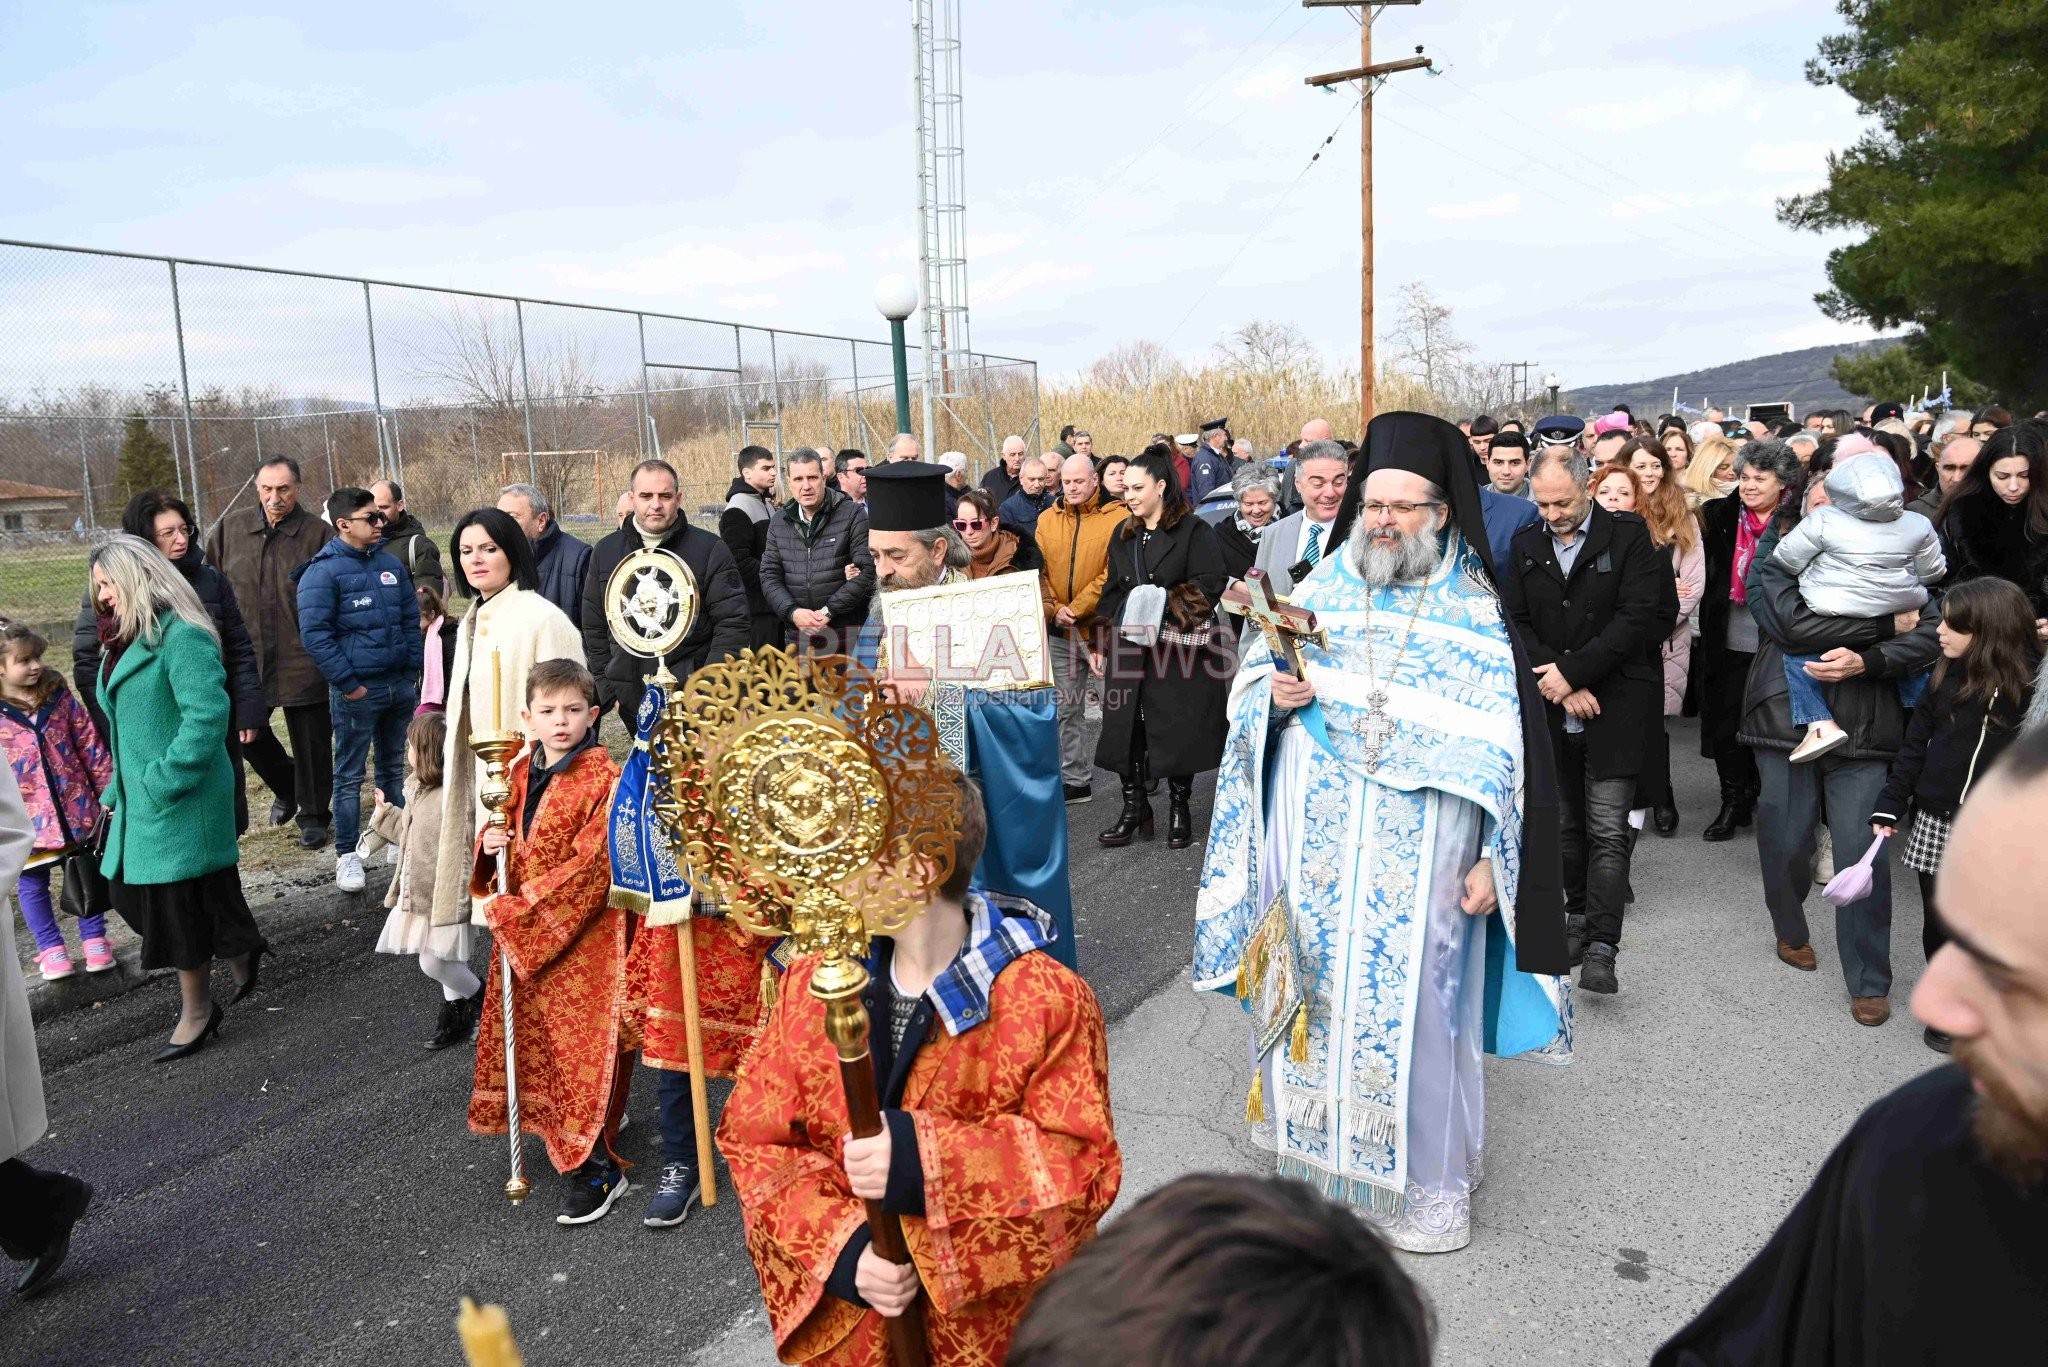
[488,649,502,734]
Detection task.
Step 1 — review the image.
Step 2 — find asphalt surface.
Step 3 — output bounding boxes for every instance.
[2,769,1214,1367]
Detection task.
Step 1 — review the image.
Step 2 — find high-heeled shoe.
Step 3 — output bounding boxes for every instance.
[230,945,271,1005]
[154,1003,224,1063]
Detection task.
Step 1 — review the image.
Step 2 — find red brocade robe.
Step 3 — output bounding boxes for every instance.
[621,917,772,1077]
[718,952,1120,1366]
[468,744,625,1175]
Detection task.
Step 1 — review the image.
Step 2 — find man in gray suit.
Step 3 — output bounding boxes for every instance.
[1248,439,1351,596]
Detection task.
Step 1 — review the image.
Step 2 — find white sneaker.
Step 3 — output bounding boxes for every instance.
[336,851,366,893]
[1790,722,1849,764]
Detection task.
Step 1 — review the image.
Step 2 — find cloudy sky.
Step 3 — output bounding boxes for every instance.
[0,0,1886,389]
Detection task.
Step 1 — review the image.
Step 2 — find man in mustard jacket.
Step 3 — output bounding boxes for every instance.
[1035,454,1128,804]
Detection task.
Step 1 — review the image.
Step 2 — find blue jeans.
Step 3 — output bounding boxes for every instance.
[330,681,415,853]
[1783,653,1930,726]
[655,1066,697,1166]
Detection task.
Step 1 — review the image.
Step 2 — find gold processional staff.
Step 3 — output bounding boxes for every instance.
[654,644,963,1367]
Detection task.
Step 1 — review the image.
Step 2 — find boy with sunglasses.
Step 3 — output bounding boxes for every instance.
[295,487,422,892]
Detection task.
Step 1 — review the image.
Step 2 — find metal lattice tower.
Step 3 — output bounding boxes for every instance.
[911,0,979,455]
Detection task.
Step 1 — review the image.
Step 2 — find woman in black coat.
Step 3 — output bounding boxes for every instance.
[1093,447,1233,850]
[1694,442,1805,842]
[73,491,266,834]
[1935,422,2048,618]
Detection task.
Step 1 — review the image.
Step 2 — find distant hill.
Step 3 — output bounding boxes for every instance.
[1564,339,1901,418]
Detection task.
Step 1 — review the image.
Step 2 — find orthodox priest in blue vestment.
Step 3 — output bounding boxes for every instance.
[1198,412,1572,1253]
[845,461,1077,969]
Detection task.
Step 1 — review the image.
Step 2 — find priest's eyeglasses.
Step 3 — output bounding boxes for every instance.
[1360,500,1443,519]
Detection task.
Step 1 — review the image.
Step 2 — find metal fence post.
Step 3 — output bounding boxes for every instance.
[768,329,783,460]
[635,313,653,459]
[75,414,95,527]
[321,412,337,491]
[167,260,203,525]
[515,300,537,483]
[363,281,389,480]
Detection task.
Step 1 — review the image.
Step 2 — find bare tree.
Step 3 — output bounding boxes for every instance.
[1388,283,1474,400]
[1086,339,1183,390]
[1215,321,1318,376]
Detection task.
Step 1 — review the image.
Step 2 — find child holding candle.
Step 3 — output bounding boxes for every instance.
[469,658,632,1224]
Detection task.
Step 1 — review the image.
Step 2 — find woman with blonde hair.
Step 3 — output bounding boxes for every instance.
[1680,434,1739,508]
[88,535,266,1061]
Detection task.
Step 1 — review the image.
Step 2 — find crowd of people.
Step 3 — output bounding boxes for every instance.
[2,399,2045,1362]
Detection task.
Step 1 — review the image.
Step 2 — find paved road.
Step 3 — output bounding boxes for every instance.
[7,722,1943,1365]
[3,776,1215,1367]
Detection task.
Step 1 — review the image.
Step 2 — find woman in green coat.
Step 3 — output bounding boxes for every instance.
[91,536,266,1062]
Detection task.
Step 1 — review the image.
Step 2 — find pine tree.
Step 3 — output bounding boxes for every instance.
[115,416,179,504]
[1781,1,2048,409]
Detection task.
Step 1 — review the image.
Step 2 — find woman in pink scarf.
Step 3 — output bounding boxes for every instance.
[1696,440,1804,842]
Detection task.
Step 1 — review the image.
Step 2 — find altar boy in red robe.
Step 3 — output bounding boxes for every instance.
[470,658,632,1226]
[718,773,1121,1366]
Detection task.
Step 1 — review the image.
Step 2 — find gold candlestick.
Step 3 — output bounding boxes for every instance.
[471,725,528,1204]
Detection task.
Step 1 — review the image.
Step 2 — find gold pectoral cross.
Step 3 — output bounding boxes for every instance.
[1221,569,1328,677]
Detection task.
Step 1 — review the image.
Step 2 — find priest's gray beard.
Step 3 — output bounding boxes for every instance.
[1349,519,1443,586]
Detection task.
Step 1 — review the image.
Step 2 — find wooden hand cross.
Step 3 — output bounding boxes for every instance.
[1222,570,1328,677]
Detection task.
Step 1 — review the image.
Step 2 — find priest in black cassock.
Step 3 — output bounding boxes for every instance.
[1654,724,2048,1365]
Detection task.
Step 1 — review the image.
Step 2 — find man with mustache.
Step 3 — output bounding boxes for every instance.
[1655,725,2048,1363]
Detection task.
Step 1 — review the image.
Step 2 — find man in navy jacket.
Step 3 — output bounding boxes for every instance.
[294,487,422,893]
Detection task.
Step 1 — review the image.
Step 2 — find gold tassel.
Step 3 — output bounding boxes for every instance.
[759,960,779,1016]
[1244,1072,1266,1123]
[1290,1001,1311,1064]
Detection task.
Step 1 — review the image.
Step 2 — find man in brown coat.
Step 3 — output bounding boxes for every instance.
[204,456,338,849]
[1036,453,1128,804]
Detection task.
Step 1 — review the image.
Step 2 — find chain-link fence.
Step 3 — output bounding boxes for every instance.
[0,238,1041,547]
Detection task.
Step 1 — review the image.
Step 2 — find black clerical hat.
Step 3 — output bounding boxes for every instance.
[864,461,950,532]
[1200,417,1230,433]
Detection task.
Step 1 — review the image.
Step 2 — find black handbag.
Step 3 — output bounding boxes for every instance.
[58,812,114,922]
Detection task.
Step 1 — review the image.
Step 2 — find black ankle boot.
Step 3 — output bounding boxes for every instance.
[1652,800,1679,836]
[1702,803,1741,842]
[424,997,468,1051]
[1166,777,1194,849]
[1098,775,1154,847]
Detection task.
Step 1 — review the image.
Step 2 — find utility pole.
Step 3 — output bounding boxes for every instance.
[1305,1,1432,436]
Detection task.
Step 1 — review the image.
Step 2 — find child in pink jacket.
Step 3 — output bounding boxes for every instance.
[0,623,115,979]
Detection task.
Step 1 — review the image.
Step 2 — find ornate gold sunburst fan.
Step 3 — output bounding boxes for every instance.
[653,643,960,1367]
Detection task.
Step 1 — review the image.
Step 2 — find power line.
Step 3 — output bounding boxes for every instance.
[1164,96,1365,346]
[978,2,1348,300]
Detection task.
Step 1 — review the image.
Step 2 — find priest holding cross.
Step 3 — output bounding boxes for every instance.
[1197,411,1572,1254]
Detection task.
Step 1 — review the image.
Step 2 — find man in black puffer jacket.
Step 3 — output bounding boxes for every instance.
[760,448,874,650]
[581,460,752,720]
[718,446,782,648]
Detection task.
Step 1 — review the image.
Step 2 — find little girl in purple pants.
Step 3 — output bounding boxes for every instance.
[1,624,115,979]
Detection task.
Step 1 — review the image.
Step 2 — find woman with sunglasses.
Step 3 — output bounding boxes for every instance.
[953,490,1044,580]
[1093,446,1231,850]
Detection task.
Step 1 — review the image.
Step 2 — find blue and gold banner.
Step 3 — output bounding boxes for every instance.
[608,680,694,925]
